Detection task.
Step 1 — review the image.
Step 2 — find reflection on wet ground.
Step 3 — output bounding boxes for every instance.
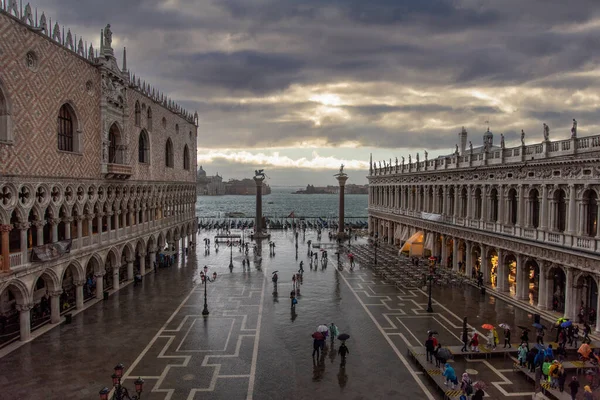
[0,228,549,399]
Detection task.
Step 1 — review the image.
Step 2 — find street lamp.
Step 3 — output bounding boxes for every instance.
[373,240,378,265]
[427,261,435,313]
[99,363,144,400]
[201,265,218,316]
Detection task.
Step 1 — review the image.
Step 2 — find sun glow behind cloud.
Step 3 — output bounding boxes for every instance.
[197,150,368,170]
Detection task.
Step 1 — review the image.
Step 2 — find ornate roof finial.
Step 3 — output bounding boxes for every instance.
[22,3,33,25]
[77,37,84,56]
[122,47,127,72]
[66,29,74,50]
[52,21,60,42]
[88,43,94,61]
[39,12,47,33]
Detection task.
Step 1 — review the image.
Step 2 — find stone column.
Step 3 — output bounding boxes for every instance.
[567,184,577,235]
[517,184,525,227]
[113,267,120,290]
[149,250,156,270]
[497,185,504,227]
[454,185,459,219]
[87,215,93,241]
[253,176,266,237]
[481,186,488,222]
[440,235,447,267]
[50,290,63,324]
[95,272,105,300]
[34,221,45,246]
[564,267,574,320]
[139,253,146,276]
[0,224,11,272]
[76,215,83,247]
[114,210,120,240]
[106,212,112,240]
[515,254,526,300]
[540,185,548,230]
[336,173,349,238]
[17,303,33,341]
[96,213,104,244]
[537,262,548,310]
[497,248,506,291]
[578,201,587,237]
[481,244,489,283]
[74,279,85,310]
[127,259,134,280]
[452,238,459,272]
[466,185,472,219]
[17,223,29,266]
[50,218,59,243]
[64,217,72,240]
[433,187,439,213]
[465,241,472,277]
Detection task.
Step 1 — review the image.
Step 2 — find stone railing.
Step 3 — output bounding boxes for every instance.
[369,134,600,176]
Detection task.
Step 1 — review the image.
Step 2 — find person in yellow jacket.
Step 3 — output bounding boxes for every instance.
[548,360,561,389]
[492,328,499,350]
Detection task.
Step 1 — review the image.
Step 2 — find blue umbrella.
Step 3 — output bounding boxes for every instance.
[561,320,572,328]
[532,323,544,329]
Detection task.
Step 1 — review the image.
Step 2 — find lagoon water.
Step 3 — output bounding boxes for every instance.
[195,186,368,218]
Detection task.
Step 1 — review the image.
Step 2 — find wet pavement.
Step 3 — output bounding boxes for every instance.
[0,229,562,399]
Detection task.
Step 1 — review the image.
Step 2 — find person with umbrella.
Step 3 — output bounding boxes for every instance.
[533,323,545,345]
[312,331,324,359]
[338,341,349,366]
[471,381,486,400]
[500,324,511,348]
[436,346,451,370]
[519,326,530,349]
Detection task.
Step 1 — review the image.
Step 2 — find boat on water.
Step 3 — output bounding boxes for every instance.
[267,201,274,204]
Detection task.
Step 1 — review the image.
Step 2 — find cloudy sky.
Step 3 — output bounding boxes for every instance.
[41,0,600,186]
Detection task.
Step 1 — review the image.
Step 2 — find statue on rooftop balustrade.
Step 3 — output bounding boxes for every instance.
[521,129,525,146]
[395,157,398,168]
[543,123,550,141]
[455,144,459,155]
[469,141,473,155]
[500,133,505,149]
[401,156,405,166]
[571,119,578,138]
[408,154,412,164]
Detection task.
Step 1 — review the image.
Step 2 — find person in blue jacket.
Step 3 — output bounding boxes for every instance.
[443,363,457,389]
[546,344,554,361]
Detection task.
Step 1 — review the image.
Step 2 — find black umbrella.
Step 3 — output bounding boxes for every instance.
[517,326,530,331]
[427,330,439,335]
[437,348,452,360]
[338,333,350,341]
[272,271,279,274]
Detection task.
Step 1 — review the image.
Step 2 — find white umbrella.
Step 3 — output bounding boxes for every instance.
[317,325,329,333]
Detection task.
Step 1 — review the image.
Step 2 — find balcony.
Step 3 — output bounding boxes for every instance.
[104,163,132,180]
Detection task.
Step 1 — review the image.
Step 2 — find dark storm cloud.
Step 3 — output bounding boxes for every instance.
[40,0,600,154]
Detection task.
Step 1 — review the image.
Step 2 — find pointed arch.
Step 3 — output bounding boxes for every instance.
[134,100,141,127]
[183,144,190,170]
[57,103,81,152]
[165,138,174,168]
[138,129,150,163]
[108,123,124,164]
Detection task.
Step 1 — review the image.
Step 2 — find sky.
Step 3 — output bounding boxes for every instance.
[38,0,600,186]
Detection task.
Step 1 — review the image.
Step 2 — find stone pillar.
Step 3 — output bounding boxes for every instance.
[564,268,574,320]
[466,185,472,219]
[336,173,349,238]
[440,235,447,267]
[50,218,59,243]
[253,176,266,237]
[515,254,526,300]
[481,244,489,283]
[454,185,460,219]
[95,272,105,300]
[481,185,488,222]
[465,241,472,277]
[64,217,72,240]
[87,215,93,241]
[537,262,548,310]
[497,185,504,227]
[127,259,134,280]
[452,238,459,272]
[0,224,11,271]
[139,253,146,276]
[149,250,156,269]
[114,210,120,240]
[106,212,112,240]
[517,184,525,227]
[567,184,577,235]
[34,221,45,246]
[113,267,120,290]
[17,223,29,266]
[540,185,548,231]
[17,303,33,341]
[50,290,62,324]
[74,279,85,310]
[76,216,83,247]
[96,213,103,244]
[497,248,506,291]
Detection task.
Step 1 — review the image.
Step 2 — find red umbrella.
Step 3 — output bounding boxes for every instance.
[312,332,324,340]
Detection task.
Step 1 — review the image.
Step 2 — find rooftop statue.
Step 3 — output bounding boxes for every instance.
[521,129,525,146]
[571,119,578,138]
[500,133,505,149]
[543,123,550,141]
[395,157,398,167]
[104,24,113,48]
[401,156,405,165]
[338,164,345,175]
[424,150,428,160]
[455,144,459,155]
[254,169,265,179]
[469,141,473,154]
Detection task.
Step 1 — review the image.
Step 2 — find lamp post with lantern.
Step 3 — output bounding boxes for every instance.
[201,265,218,316]
[98,363,144,400]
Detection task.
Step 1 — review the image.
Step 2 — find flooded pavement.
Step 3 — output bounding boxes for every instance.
[0,229,543,399]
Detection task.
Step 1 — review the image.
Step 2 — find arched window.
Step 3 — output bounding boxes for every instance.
[183,144,190,170]
[474,188,482,219]
[138,130,149,163]
[147,107,152,131]
[460,187,467,218]
[165,138,174,168]
[0,82,13,143]
[58,103,77,152]
[490,188,498,222]
[134,101,141,127]
[530,189,540,228]
[108,123,124,164]
[585,190,598,236]
[508,188,518,225]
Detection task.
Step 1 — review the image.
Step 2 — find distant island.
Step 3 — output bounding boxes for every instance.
[293,184,368,194]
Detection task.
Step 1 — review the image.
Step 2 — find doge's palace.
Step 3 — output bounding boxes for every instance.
[0,3,197,344]
[368,124,600,330]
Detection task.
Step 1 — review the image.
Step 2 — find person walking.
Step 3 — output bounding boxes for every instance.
[425,334,435,363]
[312,337,321,359]
[520,329,529,350]
[461,324,469,352]
[460,372,473,398]
[569,376,580,400]
[434,344,444,368]
[517,343,527,366]
[546,344,554,361]
[492,327,499,350]
[470,333,479,352]
[583,385,593,400]
[536,327,545,345]
[573,325,580,348]
[338,342,349,366]
[503,328,511,348]
[558,365,566,392]
[329,322,339,343]
[443,363,457,389]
